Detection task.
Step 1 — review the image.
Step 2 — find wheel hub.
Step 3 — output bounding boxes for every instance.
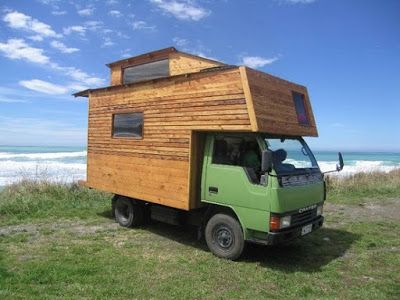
[215,226,233,249]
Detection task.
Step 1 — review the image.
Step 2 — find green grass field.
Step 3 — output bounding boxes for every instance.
[0,172,399,299]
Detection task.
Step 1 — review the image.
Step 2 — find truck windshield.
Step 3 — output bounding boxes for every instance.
[264,137,319,176]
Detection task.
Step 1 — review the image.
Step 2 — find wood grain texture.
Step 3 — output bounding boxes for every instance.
[87,68,249,210]
[86,51,318,211]
[244,67,318,137]
[109,50,223,86]
[169,52,223,76]
[239,66,258,131]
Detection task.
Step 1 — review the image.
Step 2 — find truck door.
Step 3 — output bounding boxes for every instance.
[201,134,269,233]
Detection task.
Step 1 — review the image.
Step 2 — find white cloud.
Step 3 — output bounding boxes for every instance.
[0,39,50,64]
[173,37,188,47]
[28,35,44,42]
[0,97,28,103]
[0,39,103,87]
[50,40,79,53]
[150,0,210,21]
[19,79,90,95]
[172,38,218,60]
[85,20,103,31]
[102,37,114,47]
[51,10,67,16]
[77,8,94,16]
[132,20,156,30]
[19,79,69,95]
[279,0,316,3]
[241,56,279,68]
[3,10,62,38]
[109,10,122,17]
[106,0,119,5]
[63,25,86,35]
[68,83,89,91]
[50,64,104,86]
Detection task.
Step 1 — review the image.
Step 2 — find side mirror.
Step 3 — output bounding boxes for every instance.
[261,150,273,173]
[336,152,344,171]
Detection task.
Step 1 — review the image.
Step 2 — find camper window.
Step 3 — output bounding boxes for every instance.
[112,112,143,138]
[292,92,309,125]
[123,59,169,84]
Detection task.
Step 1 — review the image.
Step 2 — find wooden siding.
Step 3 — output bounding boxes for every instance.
[87,68,249,210]
[169,52,223,76]
[110,65,122,85]
[245,67,318,137]
[110,51,223,86]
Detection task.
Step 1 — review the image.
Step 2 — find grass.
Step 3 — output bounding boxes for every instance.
[326,169,400,204]
[0,180,111,225]
[0,173,399,299]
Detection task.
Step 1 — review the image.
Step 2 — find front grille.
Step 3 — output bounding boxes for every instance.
[291,208,317,227]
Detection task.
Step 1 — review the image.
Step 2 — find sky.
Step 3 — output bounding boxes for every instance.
[0,0,399,151]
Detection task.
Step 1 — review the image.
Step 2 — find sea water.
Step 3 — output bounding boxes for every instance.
[0,146,399,187]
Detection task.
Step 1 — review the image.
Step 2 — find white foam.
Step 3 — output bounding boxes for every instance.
[0,160,86,186]
[319,160,399,176]
[0,151,87,160]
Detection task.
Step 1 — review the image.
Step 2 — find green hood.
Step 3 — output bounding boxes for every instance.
[269,180,324,213]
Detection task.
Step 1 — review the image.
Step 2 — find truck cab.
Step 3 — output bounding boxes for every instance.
[201,133,325,255]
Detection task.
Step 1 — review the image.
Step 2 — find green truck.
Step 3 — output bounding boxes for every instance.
[76,48,344,260]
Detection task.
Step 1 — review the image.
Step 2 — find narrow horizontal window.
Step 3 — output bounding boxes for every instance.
[112,112,143,138]
[123,59,169,84]
[292,92,309,125]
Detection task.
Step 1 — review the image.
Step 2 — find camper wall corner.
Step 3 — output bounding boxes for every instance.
[244,67,318,137]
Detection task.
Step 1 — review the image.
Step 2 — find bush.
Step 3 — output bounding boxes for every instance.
[326,169,400,203]
[0,180,111,223]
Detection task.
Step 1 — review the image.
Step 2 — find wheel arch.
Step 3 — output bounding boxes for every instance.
[203,203,248,238]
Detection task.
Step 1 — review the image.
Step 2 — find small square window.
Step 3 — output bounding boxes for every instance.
[292,92,309,125]
[112,112,143,138]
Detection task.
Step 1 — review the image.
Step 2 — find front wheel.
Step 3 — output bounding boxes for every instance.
[114,196,145,227]
[205,213,244,260]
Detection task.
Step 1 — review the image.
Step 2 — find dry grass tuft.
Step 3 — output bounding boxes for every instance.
[326,168,400,203]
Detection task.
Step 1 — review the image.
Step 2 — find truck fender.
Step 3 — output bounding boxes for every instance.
[199,204,245,239]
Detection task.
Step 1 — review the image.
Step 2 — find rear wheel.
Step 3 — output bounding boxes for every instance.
[114,196,145,227]
[205,213,244,260]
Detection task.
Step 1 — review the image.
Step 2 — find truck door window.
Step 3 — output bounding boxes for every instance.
[212,136,261,184]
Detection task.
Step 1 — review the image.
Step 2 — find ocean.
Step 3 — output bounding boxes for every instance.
[0,146,399,187]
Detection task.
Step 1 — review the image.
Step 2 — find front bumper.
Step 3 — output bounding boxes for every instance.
[266,216,324,245]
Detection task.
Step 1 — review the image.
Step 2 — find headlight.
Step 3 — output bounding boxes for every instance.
[317,204,323,216]
[280,215,291,228]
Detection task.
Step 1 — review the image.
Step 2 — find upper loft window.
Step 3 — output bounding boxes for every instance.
[112,112,143,138]
[122,59,169,84]
[292,92,309,125]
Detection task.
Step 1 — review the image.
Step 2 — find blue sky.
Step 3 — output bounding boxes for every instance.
[0,0,399,151]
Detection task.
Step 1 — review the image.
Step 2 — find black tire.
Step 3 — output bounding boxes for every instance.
[205,213,244,260]
[114,196,145,227]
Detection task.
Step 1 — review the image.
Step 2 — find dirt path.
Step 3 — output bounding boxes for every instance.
[325,198,400,222]
[1,199,399,237]
[0,220,119,237]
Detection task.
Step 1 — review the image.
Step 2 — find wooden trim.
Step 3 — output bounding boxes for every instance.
[106,47,177,67]
[172,52,225,67]
[74,66,239,98]
[239,66,258,131]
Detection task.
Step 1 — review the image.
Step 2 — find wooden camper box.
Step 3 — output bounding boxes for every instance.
[75,47,318,211]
